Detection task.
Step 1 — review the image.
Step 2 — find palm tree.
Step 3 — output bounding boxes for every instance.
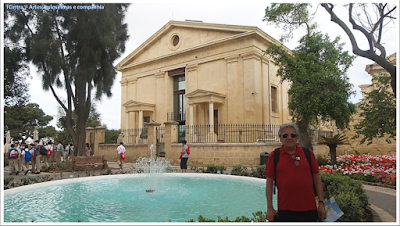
[318,133,348,165]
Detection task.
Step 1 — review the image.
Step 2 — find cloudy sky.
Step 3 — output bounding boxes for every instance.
[3,1,399,130]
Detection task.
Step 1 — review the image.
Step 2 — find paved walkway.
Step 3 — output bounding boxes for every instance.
[3,161,397,222]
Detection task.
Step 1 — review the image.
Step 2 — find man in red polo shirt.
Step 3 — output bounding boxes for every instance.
[266,123,326,222]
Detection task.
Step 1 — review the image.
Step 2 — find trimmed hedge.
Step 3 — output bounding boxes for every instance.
[320,172,370,222]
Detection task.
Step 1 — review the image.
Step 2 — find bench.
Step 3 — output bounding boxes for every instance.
[72,155,108,171]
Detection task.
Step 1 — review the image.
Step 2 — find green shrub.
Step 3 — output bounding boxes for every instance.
[320,172,370,222]
[187,211,266,222]
[206,164,217,173]
[4,177,14,186]
[250,165,266,178]
[216,165,225,174]
[205,164,225,174]
[231,165,249,176]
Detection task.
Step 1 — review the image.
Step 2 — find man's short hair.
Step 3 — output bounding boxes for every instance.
[120,142,123,145]
[182,140,187,144]
[278,123,300,139]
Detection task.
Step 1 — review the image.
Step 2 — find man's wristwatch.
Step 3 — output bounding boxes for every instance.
[318,200,324,204]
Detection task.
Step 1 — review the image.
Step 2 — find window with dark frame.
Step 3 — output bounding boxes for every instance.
[173,74,186,124]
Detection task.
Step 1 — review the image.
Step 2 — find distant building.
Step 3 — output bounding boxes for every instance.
[115,21,294,143]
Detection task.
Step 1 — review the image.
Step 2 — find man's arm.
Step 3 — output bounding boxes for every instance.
[266,177,277,221]
[313,173,327,220]
[180,146,187,154]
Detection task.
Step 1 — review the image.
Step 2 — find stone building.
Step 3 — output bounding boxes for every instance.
[115,20,293,144]
[338,53,397,155]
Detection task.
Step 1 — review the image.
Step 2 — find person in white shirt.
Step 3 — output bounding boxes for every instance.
[116,142,126,170]
[8,144,20,175]
[18,142,27,172]
[69,144,74,157]
[64,144,70,162]
[55,141,63,163]
[43,141,53,171]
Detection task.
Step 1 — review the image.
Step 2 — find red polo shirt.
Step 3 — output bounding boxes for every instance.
[266,144,319,211]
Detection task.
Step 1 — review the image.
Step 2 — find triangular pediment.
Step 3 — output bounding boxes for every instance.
[187,89,225,105]
[116,20,259,70]
[123,100,155,112]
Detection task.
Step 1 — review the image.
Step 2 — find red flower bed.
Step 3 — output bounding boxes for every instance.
[319,154,396,185]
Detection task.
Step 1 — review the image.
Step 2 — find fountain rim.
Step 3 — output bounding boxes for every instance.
[4,173,266,196]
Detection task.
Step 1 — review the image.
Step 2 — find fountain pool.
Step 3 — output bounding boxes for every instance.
[4,173,277,222]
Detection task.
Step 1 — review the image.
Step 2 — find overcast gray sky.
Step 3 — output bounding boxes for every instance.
[3,1,399,130]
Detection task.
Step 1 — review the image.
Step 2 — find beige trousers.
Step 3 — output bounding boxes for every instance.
[54,151,62,163]
[31,155,42,173]
[9,158,18,173]
[117,154,124,168]
[18,158,27,171]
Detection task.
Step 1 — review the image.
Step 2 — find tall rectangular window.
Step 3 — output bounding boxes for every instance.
[288,93,292,116]
[173,74,186,122]
[271,86,278,113]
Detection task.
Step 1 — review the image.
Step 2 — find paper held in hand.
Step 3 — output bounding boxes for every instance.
[323,196,344,222]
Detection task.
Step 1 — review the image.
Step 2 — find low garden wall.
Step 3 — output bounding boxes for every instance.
[96,143,331,167]
[96,144,149,163]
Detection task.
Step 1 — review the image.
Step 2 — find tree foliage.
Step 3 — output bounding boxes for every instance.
[105,129,121,144]
[263,3,315,43]
[264,3,397,95]
[353,74,396,145]
[4,103,54,142]
[5,4,129,155]
[3,11,32,107]
[264,31,356,150]
[55,103,103,144]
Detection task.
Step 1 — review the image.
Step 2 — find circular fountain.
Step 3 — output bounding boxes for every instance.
[3,145,276,222]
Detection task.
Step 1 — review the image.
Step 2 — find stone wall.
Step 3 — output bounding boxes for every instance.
[95,140,331,167]
[97,144,149,163]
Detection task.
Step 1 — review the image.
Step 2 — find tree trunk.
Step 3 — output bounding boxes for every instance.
[296,120,313,150]
[329,145,337,165]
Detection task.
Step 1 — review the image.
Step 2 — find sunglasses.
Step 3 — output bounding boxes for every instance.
[282,133,297,139]
[291,154,300,167]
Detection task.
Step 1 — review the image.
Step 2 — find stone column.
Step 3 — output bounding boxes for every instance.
[131,111,137,144]
[188,104,195,142]
[207,102,217,142]
[85,127,94,144]
[33,129,39,141]
[139,110,143,129]
[225,55,239,124]
[137,110,144,144]
[125,112,129,130]
[93,126,106,156]
[189,104,194,126]
[209,102,214,133]
[6,130,11,144]
[145,122,161,159]
[164,121,179,161]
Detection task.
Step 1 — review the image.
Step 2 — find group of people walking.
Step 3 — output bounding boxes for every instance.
[7,140,74,175]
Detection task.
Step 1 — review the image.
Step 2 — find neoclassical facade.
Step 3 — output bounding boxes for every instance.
[115,21,293,142]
